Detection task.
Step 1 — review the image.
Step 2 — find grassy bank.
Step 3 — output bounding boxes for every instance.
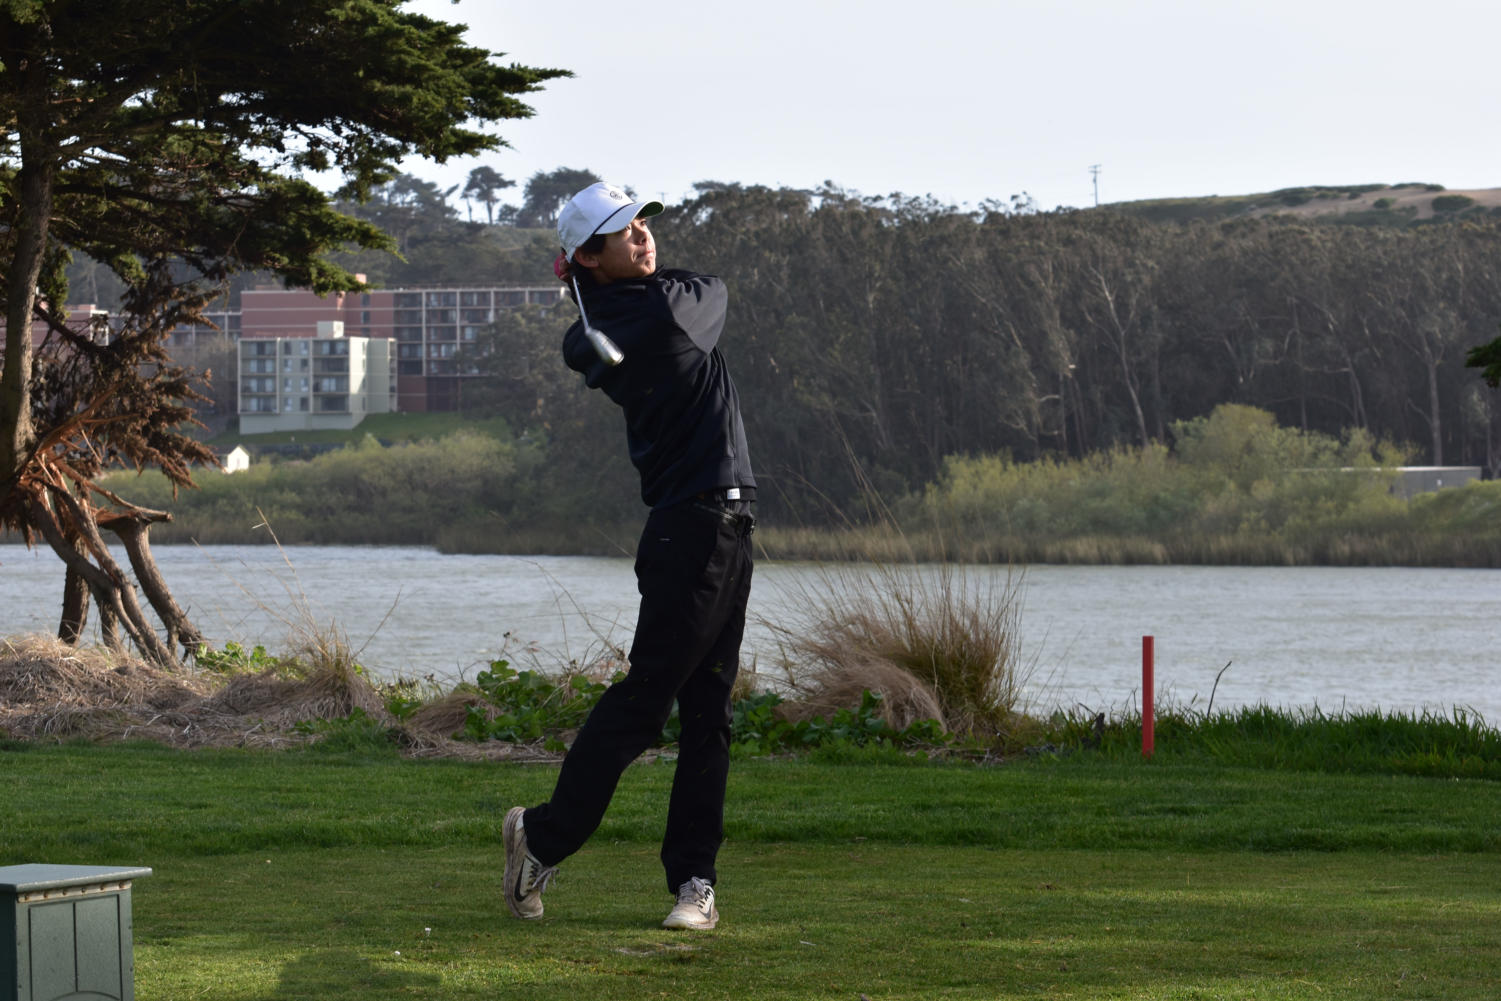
[87,404,1501,565]
[3,742,1499,1000]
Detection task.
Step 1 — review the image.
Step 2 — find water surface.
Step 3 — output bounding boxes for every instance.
[2,545,1496,720]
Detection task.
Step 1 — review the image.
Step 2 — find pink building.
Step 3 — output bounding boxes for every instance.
[179,282,564,412]
[0,304,112,349]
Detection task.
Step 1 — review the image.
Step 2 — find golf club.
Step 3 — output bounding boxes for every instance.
[571,274,624,366]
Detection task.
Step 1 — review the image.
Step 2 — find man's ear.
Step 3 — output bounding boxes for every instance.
[573,249,600,269]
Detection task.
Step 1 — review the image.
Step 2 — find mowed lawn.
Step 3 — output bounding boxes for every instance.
[3,742,1499,1000]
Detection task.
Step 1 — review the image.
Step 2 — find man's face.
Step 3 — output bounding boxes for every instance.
[579,217,656,283]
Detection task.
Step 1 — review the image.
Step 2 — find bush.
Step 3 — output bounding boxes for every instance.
[1433,195,1476,213]
[912,405,1413,564]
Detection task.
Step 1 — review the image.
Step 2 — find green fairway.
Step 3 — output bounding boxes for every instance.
[3,743,1499,999]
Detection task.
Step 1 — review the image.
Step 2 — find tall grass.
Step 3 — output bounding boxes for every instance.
[760,555,1034,741]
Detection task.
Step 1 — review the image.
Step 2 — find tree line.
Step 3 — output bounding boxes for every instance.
[460,183,1501,526]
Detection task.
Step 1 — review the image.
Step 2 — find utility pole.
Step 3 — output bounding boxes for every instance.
[1089,164,1102,207]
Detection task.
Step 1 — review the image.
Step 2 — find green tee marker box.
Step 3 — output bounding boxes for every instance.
[0,865,152,1001]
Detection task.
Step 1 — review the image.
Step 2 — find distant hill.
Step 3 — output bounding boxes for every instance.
[1108,183,1501,226]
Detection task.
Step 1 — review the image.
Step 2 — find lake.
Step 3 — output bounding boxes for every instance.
[2,544,1497,721]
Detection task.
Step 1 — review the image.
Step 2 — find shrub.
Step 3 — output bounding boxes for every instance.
[1433,195,1476,213]
[763,559,1029,740]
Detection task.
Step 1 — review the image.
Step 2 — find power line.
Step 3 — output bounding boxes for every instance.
[1089,164,1102,208]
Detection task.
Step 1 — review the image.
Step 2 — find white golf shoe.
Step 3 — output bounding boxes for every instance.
[502,807,557,920]
[662,876,719,930]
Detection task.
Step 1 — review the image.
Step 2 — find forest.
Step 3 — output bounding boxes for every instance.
[446,179,1501,528]
[59,170,1501,537]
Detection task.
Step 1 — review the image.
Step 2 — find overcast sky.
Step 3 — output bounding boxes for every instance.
[402,0,1499,213]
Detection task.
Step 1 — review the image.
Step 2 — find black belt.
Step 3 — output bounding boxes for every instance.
[687,496,756,535]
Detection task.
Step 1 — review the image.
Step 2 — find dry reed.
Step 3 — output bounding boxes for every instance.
[760,559,1030,739]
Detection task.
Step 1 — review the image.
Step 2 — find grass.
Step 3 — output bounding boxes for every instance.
[3,743,1500,999]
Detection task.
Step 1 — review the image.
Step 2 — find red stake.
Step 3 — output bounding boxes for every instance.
[1142,635,1155,759]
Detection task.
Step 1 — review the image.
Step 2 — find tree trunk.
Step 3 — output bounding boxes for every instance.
[1,153,52,499]
[27,491,178,668]
[1427,361,1443,466]
[59,560,91,645]
[103,511,205,658]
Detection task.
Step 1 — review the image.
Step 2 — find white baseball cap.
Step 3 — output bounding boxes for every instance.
[557,182,664,262]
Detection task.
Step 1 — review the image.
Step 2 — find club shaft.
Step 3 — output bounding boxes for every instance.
[572,275,624,366]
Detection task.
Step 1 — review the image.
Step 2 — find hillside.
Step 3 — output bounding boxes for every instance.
[1109,183,1501,225]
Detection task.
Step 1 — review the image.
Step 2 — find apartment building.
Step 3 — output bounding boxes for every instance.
[238,322,396,434]
[0,304,112,350]
[183,281,564,412]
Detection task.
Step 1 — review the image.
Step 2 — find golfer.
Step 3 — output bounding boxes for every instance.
[504,182,757,930]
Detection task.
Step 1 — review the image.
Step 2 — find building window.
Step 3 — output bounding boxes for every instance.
[497,291,526,307]
[460,291,491,307]
[428,325,457,342]
[395,292,421,308]
[425,291,457,308]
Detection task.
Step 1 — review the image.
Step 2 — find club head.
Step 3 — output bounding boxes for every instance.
[585,325,624,366]
[570,272,624,366]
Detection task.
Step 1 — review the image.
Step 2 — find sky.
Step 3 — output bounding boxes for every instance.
[402,0,1501,214]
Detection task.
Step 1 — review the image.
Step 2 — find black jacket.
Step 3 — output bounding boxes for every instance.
[562,268,756,509]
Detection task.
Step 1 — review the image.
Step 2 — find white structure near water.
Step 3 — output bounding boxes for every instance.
[1391,466,1482,500]
[220,445,250,473]
[238,321,396,433]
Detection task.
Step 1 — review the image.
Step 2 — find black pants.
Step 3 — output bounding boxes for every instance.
[523,498,754,892]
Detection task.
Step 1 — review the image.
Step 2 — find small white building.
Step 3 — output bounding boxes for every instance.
[238,322,396,434]
[221,445,251,474]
